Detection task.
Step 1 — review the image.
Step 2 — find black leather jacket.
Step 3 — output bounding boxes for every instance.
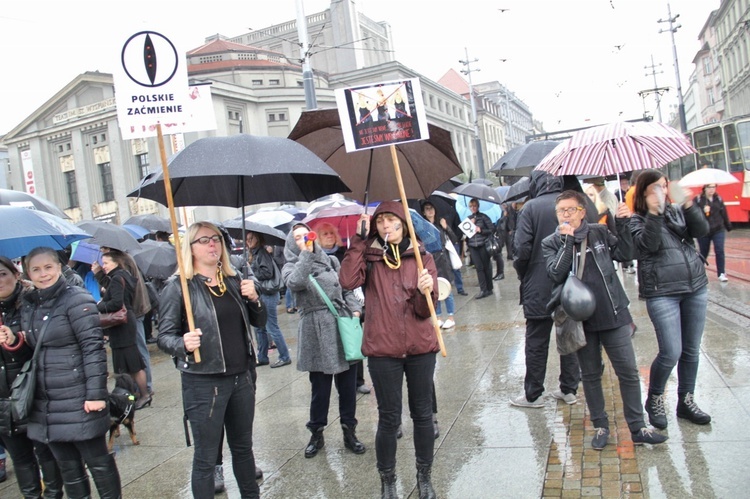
[630,203,709,299]
[158,273,262,374]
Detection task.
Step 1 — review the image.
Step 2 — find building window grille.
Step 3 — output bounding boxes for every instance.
[64,171,79,209]
[136,153,149,179]
[99,162,114,202]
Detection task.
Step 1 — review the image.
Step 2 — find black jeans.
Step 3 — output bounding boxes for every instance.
[182,371,259,499]
[524,318,580,402]
[308,364,358,429]
[369,353,436,471]
[468,245,493,293]
[47,436,109,462]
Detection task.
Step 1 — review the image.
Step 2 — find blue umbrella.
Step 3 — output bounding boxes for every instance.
[0,206,91,259]
[409,209,442,253]
[69,240,103,265]
[123,224,150,240]
[454,196,502,224]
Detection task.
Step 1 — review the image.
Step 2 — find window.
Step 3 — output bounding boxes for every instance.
[268,113,276,122]
[64,171,79,209]
[136,152,149,179]
[269,79,280,86]
[252,79,263,85]
[99,162,114,202]
[278,113,286,121]
[704,57,713,75]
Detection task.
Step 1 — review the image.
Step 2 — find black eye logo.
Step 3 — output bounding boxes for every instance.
[121,31,179,88]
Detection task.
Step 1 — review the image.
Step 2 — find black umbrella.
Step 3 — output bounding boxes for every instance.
[124,214,172,233]
[128,134,349,207]
[288,108,463,204]
[131,240,177,279]
[0,188,70,219]
[489,140,561,177]
[221,218,287,246]
[77,220,142,252]
[434,176,463,193]
[503,176,531,203]
[452,183,502,204]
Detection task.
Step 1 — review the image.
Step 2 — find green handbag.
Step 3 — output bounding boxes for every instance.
[308,275,365,361]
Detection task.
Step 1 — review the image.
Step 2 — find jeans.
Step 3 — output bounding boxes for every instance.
[135,316,153,391]
[47,437,109,462]
[182,371,259,498]
[368,353,436,471]
[285,288,296,309]
[698,230,726,276]
[468,245,493,293]
[255,292,290,363]
[308,365,358,429]
[577,324,645,432]
[646,286,708,395]
[524,318,580,402]
[436,292,455,316]
[452,242,465,293]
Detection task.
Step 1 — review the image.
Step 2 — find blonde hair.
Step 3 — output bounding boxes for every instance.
[584,185,607,215]
[317,222,344,247]
[181,221,237,279]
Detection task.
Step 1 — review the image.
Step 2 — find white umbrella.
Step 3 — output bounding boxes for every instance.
[678,168,739,188]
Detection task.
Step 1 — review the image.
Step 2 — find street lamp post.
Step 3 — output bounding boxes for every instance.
[658,3,686,132]
[296,0,317,110]
[460,48,486,179]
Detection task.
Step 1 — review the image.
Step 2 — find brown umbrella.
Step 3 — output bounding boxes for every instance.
[288,108,463,204]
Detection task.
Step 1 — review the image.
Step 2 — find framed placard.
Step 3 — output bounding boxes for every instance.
[335,78,429,153]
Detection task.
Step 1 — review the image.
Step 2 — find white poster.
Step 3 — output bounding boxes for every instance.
[21,150,36,195]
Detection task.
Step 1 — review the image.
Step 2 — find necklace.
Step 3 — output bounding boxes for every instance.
[383,243,402,270]
[205,266,227,297]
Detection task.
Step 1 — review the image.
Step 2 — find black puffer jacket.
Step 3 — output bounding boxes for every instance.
[543,220,633,332]
[158,273,261,374]
[21,277,109,444]
[630,203,709,298]
[0,282,34,435]
[513,171,564,319]
[96,267,138,349]
[693,194,732,236]
[466,212,495,248]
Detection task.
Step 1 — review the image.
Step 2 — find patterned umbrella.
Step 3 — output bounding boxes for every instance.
[536,121,696,177]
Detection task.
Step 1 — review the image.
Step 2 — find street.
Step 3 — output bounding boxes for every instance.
[2,228,750,498]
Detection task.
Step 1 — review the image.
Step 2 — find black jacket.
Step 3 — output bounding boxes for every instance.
[96,267,138,348]
[693,194,732,236]
[158,273,261,375]
[21,277,109,444]
[543,220,633,332]
[466,212,495,248]
[630,203,709,298]
[513,171,564,319]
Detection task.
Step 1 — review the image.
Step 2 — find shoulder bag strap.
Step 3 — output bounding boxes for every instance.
[576,238,588,280]
[30,293,64,361]
[308,275,340,318]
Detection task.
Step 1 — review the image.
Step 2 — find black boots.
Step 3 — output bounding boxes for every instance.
[39,457,65,499]
[379,468,398,499]
[342,423,366,454]
[304,427,325,458]
[645,392,668,429]
[13,460,43,498]
[86,454,122,499]
[416,463,436,499]
[57,459,92,499]
[677,392,711,425]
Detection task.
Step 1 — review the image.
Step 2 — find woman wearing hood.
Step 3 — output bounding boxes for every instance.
[339,201,439,499]
[542,191,667,450]
[281,223,365,460]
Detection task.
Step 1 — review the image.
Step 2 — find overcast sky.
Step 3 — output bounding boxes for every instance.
[1,0,717,136]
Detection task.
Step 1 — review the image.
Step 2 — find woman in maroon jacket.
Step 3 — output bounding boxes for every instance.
[340,201,439,499]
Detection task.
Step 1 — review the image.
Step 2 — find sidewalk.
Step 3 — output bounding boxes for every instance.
[2,242,749,498]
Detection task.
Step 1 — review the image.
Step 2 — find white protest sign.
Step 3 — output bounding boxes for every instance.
[459,218,477,239]
[113,30,216,139]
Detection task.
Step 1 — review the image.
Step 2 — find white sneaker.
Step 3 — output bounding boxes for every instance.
[551,389,577,405]
[441,318,455,329]
[437,319,444,328]
[718,273,728,282]
[509,393,545,408]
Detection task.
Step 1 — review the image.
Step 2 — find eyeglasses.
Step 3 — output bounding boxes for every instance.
[555,206,583,216]
[191,235,223,245]
[705,185,717,189]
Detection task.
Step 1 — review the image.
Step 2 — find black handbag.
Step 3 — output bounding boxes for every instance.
[246,298,267,328]
[255,260,283,295]
[10,295,61,423]
[485,233,501,256]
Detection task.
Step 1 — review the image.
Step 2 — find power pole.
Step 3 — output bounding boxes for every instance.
[296,0,317,109]
[643,55,666,121]
[658,3,686,132]
[459,48,486,179]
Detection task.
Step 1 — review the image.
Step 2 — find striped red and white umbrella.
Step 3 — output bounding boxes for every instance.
[535,121,697,176]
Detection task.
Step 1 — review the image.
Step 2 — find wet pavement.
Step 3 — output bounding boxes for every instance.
[2,228,750,498]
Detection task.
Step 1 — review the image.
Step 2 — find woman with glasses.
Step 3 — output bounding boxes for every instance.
[630,170,712,430]
[543,191,667,450]
[694,184,732,282]
[158,222,265,498]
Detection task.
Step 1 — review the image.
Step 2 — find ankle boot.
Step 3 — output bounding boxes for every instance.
[86,454,122,499]
[433,413,440,440]
[304,427,325,458]
[645,391,668,429]
[379,468,398,499]
[416,463,436,499]
[39,457,65,499]
[341,423,366,454]
[676,392,711,425]
[57,459,92,499]
[13,460,43,498]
